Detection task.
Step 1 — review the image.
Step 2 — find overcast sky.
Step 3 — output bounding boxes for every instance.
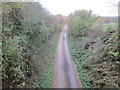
[38,0,119,16]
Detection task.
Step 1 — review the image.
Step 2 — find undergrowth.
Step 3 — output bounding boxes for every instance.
[68,33,97,88]
[68,28,119,88]
[38,32,59,88]
[2,2,62,88]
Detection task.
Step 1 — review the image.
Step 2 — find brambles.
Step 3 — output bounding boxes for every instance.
[68,10,119,88]
[2,2,61,88]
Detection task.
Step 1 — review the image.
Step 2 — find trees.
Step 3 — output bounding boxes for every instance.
[68,9,119,88]
[68,10,97,37]
[2,2,61,88]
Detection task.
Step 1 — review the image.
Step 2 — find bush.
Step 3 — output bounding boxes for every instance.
[2,2,61,88]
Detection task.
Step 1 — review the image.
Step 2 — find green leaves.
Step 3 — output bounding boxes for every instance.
[2,2,61,88]
[68,16,119,88]
[68,10,97,37]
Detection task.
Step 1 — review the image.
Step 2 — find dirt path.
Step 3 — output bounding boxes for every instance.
[53,25,82,88]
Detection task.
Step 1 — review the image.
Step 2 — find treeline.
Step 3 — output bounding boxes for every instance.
[2,2,62,88]
[68,10,119,88]
[68,10,97,37]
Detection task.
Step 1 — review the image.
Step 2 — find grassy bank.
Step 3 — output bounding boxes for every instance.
[27,32,59,88]
[68,32,94,88]
[67,28,119,88]
[38,32,59,88]
[2,2,62,88]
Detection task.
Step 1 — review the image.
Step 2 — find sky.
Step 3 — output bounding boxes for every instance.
[38,0,119,16]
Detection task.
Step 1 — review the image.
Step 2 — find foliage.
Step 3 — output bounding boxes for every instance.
[2,2,61,88]
[2,2,26,88]
[68,10,97,37]
[68,10,119,88]
[68,27,119,88]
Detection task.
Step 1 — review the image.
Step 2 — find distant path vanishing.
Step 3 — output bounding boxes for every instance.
[53,25,82,88]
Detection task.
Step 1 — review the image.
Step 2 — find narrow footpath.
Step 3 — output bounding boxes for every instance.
[53,25,82,88]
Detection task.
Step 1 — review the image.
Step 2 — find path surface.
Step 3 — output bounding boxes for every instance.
[53,25,82,88]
